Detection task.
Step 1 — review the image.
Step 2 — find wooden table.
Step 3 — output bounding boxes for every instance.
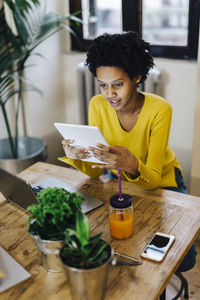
[1,162,200,300]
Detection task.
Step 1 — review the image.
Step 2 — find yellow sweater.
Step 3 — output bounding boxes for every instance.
[59,92,181,189]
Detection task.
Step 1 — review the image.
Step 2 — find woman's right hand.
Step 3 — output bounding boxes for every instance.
[61,139,92,160]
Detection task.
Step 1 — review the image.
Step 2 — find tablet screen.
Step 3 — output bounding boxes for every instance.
[54,122,109,164]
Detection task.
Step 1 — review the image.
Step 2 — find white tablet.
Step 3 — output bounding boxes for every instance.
[54,122,110,164]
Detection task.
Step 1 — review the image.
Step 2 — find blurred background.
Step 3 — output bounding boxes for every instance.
[1,0,200,195]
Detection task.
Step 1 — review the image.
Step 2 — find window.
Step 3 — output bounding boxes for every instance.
[69,0,200,60]
[142,0,189,46]
[81,0,122,40]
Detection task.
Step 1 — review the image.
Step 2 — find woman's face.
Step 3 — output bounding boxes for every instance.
[96,66,139,112]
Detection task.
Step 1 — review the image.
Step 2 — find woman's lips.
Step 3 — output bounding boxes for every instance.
[109,99,121,108]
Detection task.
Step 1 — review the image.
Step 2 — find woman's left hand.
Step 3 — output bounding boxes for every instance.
[88,143,139,176]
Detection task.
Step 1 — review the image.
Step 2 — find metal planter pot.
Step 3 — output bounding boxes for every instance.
[32,234,64,272]
[0,136,47,174]
[59,245,114,300]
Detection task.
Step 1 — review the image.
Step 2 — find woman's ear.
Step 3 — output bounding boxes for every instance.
[135,75,142,84]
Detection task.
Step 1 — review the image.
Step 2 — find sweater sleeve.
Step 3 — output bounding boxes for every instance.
[124,104,172,189]
[88,96,101,127]
[58,156,103,178]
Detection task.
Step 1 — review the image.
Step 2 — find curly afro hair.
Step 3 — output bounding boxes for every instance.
[85,31,154,84]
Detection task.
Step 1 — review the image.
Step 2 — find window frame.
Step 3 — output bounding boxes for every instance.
[69,0,200,60]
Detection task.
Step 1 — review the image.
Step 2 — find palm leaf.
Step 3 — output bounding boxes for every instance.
[5,0,30,46]
[4,0,40,15]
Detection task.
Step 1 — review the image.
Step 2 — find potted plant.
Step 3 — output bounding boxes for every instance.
[60,212,114,300]
[27,187,84,272]
[0,0,80,173]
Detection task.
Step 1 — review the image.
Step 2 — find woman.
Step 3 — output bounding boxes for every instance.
[60,32,196,272]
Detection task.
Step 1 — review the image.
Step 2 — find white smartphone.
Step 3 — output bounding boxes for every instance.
[141,232,175,262]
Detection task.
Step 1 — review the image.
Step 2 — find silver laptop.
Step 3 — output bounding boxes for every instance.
[0,168,104,213]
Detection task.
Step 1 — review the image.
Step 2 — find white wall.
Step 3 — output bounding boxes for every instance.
[1,0,199,192]
[190,26,200,196]
[155,59,198,190]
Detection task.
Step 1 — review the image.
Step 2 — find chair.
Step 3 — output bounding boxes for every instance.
[160,272,189,300]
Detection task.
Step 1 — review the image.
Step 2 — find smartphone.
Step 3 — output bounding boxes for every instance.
[141,232,175,262]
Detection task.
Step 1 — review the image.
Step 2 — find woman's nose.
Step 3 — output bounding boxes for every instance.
[107,86,115,98]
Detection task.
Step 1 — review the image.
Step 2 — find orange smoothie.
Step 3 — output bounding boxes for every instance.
[109,211,134,239]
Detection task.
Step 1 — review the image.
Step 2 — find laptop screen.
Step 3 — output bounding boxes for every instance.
[0,169,104,213]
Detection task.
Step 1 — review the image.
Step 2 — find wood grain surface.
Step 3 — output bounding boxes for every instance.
[1,162,200,300]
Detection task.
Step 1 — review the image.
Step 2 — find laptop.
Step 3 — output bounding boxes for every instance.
[0,168,104,213]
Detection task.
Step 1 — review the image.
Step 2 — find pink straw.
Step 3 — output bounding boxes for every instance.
[118,169,124,220]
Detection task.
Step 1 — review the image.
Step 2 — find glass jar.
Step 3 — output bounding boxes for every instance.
[109,194,134,239]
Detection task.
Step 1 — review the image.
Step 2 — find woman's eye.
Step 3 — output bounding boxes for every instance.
[99,84,107,89]
[114,83,123,88]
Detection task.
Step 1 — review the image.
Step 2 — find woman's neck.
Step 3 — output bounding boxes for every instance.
[117,91,144,116]
[116,92,145,132]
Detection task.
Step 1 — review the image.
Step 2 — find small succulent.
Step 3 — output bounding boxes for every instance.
[27,187,84,240]
[60,212,111,269]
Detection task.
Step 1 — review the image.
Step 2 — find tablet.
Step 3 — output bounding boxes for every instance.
[54,122,110,164]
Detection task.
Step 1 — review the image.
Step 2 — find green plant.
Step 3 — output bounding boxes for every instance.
[27,187,84,240]
[60,212,110,269]
[0,0,81,158]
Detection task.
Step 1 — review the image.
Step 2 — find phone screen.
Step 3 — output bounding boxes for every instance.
[144,235,170,252]
[142,233,174,261]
